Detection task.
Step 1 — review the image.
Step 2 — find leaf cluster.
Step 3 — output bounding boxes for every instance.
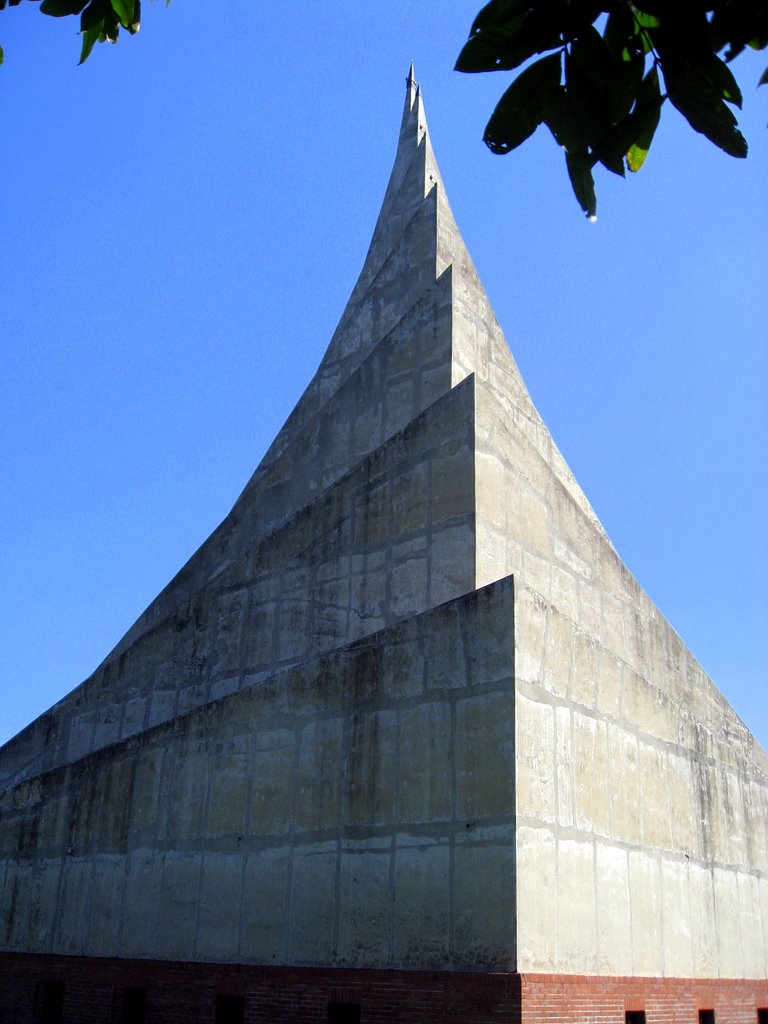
[0,0,161,67]
[456,0,767,217]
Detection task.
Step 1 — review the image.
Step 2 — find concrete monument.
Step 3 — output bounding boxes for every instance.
[1,67,766,1024]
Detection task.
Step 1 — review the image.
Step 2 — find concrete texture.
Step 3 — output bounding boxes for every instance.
[1,67,766,981]
[0,581,516,969]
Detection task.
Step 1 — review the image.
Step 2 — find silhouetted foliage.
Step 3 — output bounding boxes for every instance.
[0,0,167,68]
[456,0,768,217]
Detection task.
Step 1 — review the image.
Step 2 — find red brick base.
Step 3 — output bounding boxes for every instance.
[518,973,768,1024]
[0,953,765,1024]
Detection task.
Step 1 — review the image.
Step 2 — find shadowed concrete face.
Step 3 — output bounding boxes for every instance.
[0,69,766,980]
[0,581,517,968]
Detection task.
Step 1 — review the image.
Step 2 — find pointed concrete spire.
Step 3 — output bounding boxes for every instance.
[248,65,533,492]
[316,66,448,376]
[0,68,587,786]
[399,62,420,140]
[405,59,417,121]
[376,64,434,244]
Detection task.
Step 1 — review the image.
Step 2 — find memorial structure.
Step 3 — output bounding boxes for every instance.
[1,68,766,1024]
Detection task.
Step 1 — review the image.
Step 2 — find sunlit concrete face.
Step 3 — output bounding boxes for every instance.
[0,69,766,980]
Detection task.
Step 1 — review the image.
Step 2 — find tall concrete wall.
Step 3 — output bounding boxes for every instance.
[0,580,516,970]
[467,333,768,976]
[513,572,768,978]
[411,85,768,976]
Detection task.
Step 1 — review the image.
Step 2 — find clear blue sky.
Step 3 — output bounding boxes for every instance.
[1,2,766,751]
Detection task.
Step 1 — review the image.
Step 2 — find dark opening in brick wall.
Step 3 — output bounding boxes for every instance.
[34,980,65,1023]
[112,986,147,1024]
[328,1002,362,1024]
[699,1009,715,1024]
[215,994,245,1024]
[757,1010,768,1024]
[625,1011,646,1024]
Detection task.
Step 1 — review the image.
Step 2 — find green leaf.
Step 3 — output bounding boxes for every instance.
[760,67,768,87]
[110,0,134,27]
[593,144,625,177]
[608,46,645,123]
[564,49,611,146]
[559,0,606,45]
[40,0,89,15]
[456,3,561,74]
[89,3,119,39]
[470,0,532,37]
[78,26,98,63]
[542,85,586,151]
[483,52,562,153]
[127,0,140,33]
[603,6,635,58]
[595,90,665,176]
[632,11,660,30]
[0,45,4,66]
[81,0,110,32]
[665,65,748,158]
[689,50,743,108]
[565,148,597,218]
[627,5,663,58]
[626,68,663,171]
[570,25,613,93]
[713,1,768,57]
[456,22,528,72]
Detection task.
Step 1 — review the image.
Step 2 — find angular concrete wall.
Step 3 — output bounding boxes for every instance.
[513,569,768,978]
[0,580,515,970]
[0,375,477,790]
[465,326,768,976]
[0,80,463,795]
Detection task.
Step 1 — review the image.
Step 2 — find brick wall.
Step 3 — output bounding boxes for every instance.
[519,974,768,1024]
[1,954,765,1024]
[0,954,520,1024]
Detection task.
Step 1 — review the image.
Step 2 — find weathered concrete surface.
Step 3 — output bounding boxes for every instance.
[1,69,766,982]
[0,79,464,793]
[0,372,476,791]
[513,572,768,977]
[0,580,516,969]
